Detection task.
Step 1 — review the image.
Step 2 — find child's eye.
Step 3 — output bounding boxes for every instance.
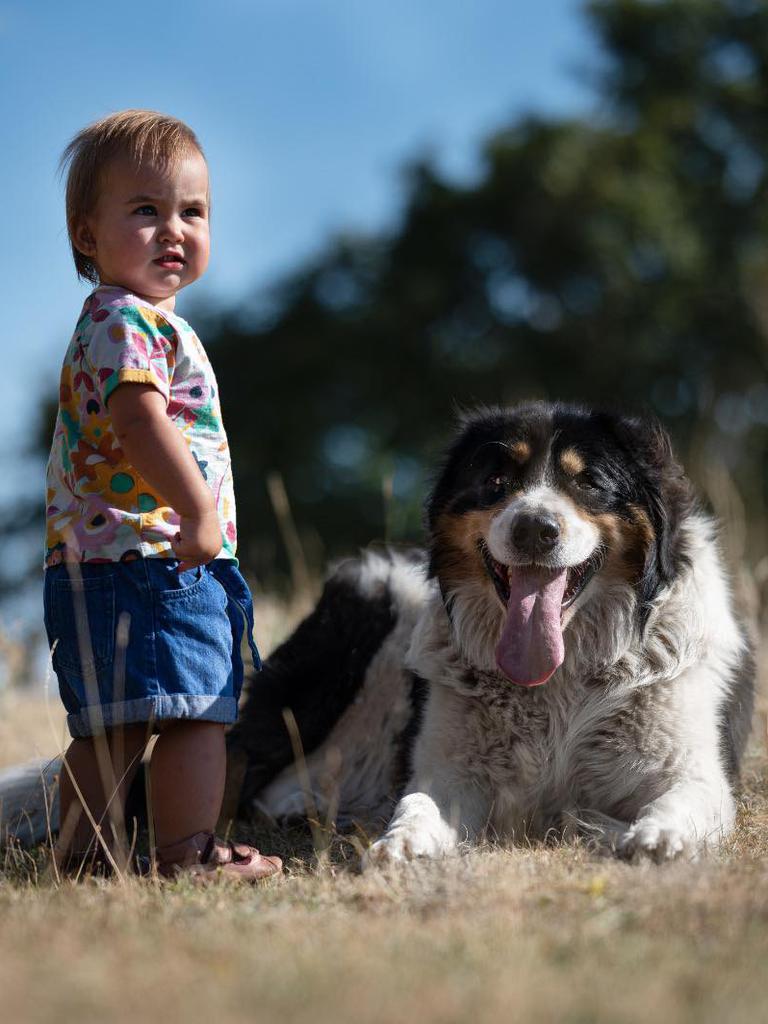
[133,204,156,216]
[183,207,204,218]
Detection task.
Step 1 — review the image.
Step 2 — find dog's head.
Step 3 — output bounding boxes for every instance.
[426,403,693,685]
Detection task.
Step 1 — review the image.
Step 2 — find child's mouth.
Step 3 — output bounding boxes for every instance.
[154,256,186,269]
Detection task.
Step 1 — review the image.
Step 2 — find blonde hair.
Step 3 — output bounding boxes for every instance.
[60,109,205,283]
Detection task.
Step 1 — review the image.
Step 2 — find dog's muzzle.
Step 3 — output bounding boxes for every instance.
[511,512,561,559]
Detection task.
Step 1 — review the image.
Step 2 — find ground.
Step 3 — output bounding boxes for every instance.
[1,593,767,1024]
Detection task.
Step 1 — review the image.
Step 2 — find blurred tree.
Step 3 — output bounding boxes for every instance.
[20,0,768,595]
[195,0,768,582]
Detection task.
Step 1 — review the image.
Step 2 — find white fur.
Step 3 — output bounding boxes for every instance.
[367,512,748,867]
[488,485,601,568]
[364,793,460,865]
[0,758,61,847]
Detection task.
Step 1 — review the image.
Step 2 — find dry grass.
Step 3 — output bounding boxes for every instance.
[1,770,768,1024]
[1,700,767,1024]
[2,585,768,1024]
[0,691,67,771]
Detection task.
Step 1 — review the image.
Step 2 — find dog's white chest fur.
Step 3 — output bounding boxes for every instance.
[407,603,679,839]
[360,548,747,868]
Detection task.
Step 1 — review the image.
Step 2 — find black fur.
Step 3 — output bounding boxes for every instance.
[427,403,694,631]
[605,413,695,621]
[232,559,399,809]
[391,671,429,796]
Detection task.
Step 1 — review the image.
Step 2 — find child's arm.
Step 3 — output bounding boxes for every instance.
[108,383,222,571]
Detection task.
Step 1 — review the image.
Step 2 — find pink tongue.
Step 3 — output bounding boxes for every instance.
[495,566,568,686]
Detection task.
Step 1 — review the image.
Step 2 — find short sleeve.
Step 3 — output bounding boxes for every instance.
[86,304,177,406]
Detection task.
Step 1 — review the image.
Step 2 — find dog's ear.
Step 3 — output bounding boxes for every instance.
[607,414,693,619]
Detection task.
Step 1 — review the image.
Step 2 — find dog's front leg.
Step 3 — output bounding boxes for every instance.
[617,763,736,863]
[610,661,743,863]
[364,685,492,867]
[363,779,489,868]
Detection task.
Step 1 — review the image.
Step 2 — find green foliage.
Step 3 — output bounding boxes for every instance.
[16,0,768,592]
[195,0,768,580]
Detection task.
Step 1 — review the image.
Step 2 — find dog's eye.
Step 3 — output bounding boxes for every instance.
[484,475,509,497]
[574,472,599,492]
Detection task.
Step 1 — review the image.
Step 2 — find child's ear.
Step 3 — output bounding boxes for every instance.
[72,220,97,257]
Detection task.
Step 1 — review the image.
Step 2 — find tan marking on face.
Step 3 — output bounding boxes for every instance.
[433,509,500,591]
[628,505,654,544]
[509,441,531,464]
[560,447,585,477]
[586,507,654,584]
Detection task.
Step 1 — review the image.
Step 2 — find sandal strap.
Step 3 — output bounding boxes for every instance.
[207,838,263,866]
[155,831,266,870]
[155,830,216,869]
[229,841,258,864]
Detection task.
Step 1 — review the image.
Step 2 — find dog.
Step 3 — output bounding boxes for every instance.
[1,402,755,863]
[227,401,755,864]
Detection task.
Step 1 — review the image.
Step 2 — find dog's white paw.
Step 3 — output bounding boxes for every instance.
[617,818,696,863]
[363,820,457,870]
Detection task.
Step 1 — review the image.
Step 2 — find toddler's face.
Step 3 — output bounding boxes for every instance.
[76,149,210,311]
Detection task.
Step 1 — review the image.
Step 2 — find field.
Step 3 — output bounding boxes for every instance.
[1,594,768,1024]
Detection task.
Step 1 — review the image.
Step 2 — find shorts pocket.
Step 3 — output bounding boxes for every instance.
[149,563,208,600]
[151,566,232,695]
[48,575,115,673]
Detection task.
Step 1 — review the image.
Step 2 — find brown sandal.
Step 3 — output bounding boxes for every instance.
[155,830,282,883]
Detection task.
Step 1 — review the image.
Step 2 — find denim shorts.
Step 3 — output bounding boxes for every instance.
[43,558,261,739]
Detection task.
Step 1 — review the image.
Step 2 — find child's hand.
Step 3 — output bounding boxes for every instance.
[172,510,223,571]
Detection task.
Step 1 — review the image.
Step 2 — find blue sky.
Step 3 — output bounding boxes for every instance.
[0,0,597,542]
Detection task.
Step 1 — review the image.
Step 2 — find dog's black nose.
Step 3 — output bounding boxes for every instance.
[512,513,561,556]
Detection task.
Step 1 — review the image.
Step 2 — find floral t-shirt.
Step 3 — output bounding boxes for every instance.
[45,286,237,566]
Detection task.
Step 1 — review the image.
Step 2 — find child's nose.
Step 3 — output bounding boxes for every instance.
[159,215,185,242]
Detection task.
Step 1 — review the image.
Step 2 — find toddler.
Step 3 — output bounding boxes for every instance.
[44,109,281,881]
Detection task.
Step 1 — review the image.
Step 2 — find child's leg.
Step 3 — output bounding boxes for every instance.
[58,723,150,864]
[149,720,226,847]
[149,719,281,881]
